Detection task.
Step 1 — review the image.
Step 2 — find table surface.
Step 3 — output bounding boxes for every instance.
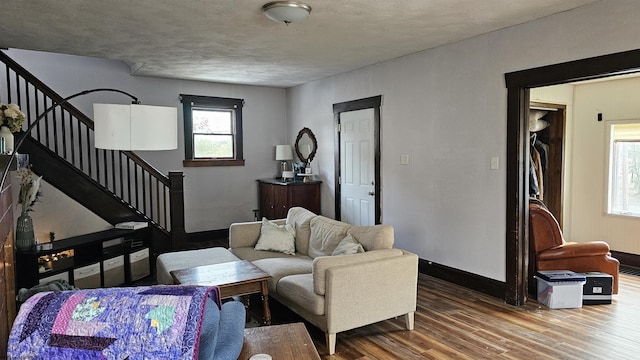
[239,322,321,360]
[170,260,270,287]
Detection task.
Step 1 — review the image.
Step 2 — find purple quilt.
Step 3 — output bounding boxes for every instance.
[8,285,220,359]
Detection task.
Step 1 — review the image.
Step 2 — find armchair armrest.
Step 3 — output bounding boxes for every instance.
[228,219,285,249]
[538,241,611,261]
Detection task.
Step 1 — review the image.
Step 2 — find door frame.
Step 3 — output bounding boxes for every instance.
[504,49,640,306]
[333,95,382,224]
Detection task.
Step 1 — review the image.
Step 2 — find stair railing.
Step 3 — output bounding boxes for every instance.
[0,51,185,248]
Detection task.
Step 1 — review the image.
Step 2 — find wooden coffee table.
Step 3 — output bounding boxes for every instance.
[170,260,272,325]
[239,322,321,360]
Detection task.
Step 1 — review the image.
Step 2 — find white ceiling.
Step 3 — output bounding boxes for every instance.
[0,0,598,88]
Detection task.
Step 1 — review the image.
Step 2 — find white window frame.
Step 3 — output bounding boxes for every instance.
[605,119,640,217]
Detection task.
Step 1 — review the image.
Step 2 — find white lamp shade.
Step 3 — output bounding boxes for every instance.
[275,144,293,160]
[94,103,178,150]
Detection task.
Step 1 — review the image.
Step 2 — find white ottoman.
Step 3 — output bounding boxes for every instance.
[156,247,240,284]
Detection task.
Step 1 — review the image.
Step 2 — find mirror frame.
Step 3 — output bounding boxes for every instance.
[294,127,317,163]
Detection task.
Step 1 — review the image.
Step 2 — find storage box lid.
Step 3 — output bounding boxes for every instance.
[536,270,586,282]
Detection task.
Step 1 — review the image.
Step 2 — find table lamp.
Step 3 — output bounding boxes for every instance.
[275,145,293,179]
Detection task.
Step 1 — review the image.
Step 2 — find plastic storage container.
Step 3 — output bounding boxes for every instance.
[536,270,586,309]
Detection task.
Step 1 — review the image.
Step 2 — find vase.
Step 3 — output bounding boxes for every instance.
[0,125,13,154]
[16,211,35,251]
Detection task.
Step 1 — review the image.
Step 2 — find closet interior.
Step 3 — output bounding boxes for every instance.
[529,102,566,227]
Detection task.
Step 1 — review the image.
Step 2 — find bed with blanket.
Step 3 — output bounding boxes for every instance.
[7,285,245,359]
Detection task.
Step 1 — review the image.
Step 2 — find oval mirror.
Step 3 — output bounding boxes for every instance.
[295,127,317,163]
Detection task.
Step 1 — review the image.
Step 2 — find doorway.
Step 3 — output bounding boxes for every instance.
[504,49,640,306]
[333,96,382,224]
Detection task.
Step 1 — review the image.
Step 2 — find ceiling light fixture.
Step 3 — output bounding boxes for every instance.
[262,1,312,25]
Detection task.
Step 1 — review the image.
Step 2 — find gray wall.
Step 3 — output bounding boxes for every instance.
[286,0,640,281]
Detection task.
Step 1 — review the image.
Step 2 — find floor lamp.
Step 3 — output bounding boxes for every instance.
[0,88,177,191]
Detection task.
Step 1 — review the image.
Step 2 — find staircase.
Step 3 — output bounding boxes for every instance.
[0,50,185,253]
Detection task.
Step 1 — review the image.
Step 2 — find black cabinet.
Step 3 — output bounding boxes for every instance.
[15,227,150,290]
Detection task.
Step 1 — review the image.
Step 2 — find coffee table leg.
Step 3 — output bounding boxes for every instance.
[261,280,271,325]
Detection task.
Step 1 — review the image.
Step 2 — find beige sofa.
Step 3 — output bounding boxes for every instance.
[229,207,418,355]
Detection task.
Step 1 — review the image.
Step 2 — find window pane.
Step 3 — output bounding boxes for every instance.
[194,134,233,158]
[610,141,640,216]
[192,109,232,134]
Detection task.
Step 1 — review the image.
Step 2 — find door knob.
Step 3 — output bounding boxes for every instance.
[368,191,375,196]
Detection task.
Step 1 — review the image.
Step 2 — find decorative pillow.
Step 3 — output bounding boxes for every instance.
[254,218,296,255]
[331,233,365,256]
[308,216,352,258]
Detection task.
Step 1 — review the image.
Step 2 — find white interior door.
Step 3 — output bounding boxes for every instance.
[340,108,375,225]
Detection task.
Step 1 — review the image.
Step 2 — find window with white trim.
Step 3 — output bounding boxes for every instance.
[607,121,640,216]
[180,94,244,167]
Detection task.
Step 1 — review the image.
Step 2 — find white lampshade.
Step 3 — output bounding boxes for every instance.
[93,103,178,150]
[262,1,311,24]
[275,144,293,161]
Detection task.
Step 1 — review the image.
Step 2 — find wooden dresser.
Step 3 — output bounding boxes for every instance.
[257,179,321,219]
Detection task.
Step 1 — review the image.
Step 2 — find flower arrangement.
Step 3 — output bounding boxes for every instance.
[17,167,42,213]
[0,103,26,132]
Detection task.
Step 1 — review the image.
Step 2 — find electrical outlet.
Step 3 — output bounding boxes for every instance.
[400,154,409,165]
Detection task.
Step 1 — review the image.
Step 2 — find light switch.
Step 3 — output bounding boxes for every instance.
[490,156,499,170]
[400,154,409,165]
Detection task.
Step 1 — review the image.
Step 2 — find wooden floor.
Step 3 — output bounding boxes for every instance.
[269,272,640,359]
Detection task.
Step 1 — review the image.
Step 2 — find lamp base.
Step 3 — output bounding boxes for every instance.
[282,170,294,180]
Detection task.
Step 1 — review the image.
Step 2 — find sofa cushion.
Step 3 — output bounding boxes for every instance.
[230,247,308,262]
[308,216,352,258]
[286,207,317,256]
[277,274,325,316]
[331,234,365,256]
[347,224,394,250]
[254,218,296,255]
[313,249,404,295]
[252,257,313,293]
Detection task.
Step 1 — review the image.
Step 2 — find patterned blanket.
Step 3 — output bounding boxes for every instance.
[8,285,220,359]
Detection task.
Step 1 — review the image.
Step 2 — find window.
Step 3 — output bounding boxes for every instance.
[180,94,244,167]
[607,121,640,216]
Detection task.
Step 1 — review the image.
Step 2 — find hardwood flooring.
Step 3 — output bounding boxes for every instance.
[269,272,640,359]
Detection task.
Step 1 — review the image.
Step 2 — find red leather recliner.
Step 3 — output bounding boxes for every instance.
[529,203,619,294]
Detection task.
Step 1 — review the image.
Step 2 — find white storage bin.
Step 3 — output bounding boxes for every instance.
[103,255,125,287]
[128,248,150,282]
[536,270,586,309]
[74,263,101,289]
[39,271,69,285]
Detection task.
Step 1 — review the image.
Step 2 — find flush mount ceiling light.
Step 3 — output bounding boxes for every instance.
[262,1,312,25]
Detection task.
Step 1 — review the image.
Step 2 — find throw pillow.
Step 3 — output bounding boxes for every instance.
[332,233,365,256]
[308,216,352,258]
[255,218,296,255]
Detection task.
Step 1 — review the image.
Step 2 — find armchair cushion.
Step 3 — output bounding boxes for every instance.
[537,241,611,261]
